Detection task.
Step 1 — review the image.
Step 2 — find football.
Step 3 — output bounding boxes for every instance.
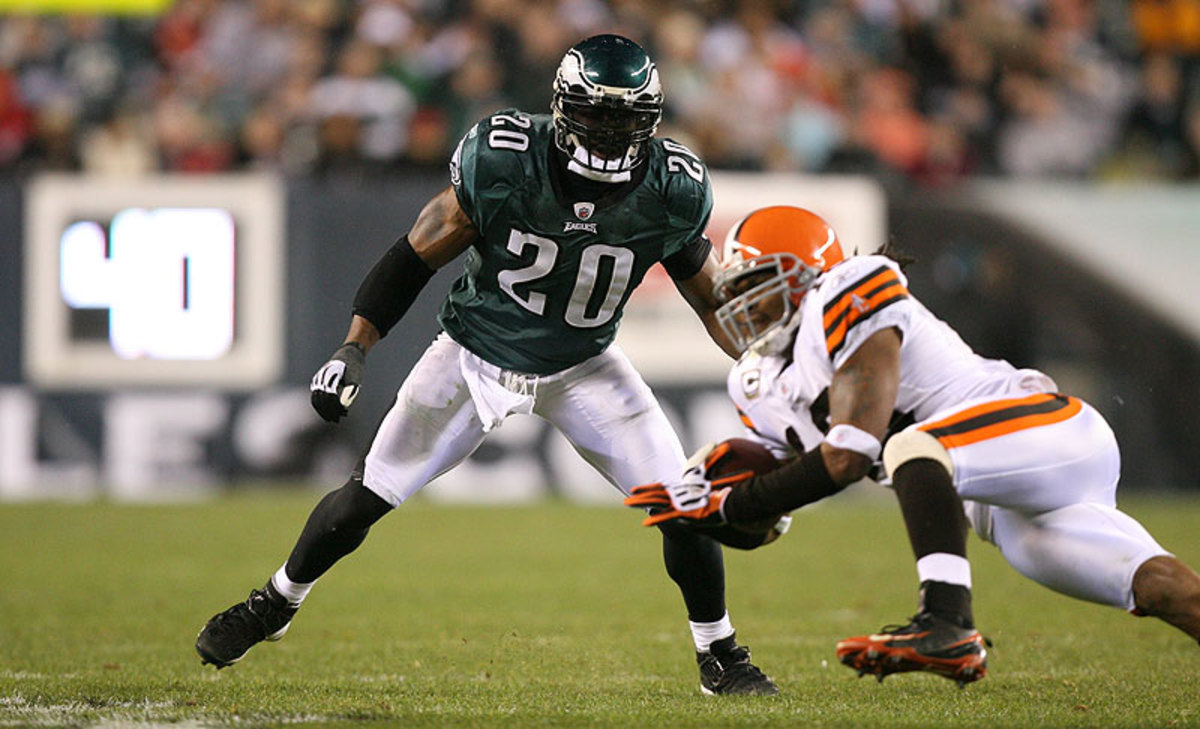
[702,438,792,550]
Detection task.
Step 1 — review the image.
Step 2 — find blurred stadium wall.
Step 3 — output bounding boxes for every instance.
[1,172,1198,501]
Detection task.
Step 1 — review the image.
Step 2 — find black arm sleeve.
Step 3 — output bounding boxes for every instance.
[661,236,712,281]
[722,447,845,523]
[351,235,436,338]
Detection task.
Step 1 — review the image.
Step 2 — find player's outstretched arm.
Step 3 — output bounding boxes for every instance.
[675,248,739,359]
[631,328,902,528]
[310,187,479,423]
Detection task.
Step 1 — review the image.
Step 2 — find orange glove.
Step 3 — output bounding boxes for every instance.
[623,441,754,527]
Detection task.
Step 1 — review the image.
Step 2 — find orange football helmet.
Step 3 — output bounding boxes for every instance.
[714,206,845,355]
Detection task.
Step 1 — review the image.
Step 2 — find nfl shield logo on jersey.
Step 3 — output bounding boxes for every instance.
[573,202,594,220]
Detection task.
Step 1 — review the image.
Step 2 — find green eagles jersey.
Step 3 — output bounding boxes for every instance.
[440,109,712,374]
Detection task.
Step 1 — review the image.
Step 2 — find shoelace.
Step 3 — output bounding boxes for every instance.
[707,645,746,664]
[729,660,766,677]
[713,647,754,671]
[720,657,769,688]
[208,592,275,637]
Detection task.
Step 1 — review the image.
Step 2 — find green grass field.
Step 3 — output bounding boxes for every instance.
[1,488,1197,728]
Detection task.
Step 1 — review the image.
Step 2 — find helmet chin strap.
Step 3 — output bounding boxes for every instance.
[565,144,632,183]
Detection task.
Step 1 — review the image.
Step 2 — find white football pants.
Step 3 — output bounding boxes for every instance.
[915,393,1169,609]
[361,333,686,505]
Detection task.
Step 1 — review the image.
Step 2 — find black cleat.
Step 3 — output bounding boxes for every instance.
[195,582,297,669]
[697,633,779,696]
[836,612,987,686]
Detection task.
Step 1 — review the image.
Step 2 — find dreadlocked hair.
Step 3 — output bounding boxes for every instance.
[879,238,916,272]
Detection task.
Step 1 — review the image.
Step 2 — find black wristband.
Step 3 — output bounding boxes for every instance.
[723,447,844,523]
[352,235,436,338]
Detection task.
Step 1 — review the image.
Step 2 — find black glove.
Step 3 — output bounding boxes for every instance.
[310,342,366,423]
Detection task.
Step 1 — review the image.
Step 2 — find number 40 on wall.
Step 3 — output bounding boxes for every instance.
[60,208,236,360]
[24,174,285,390]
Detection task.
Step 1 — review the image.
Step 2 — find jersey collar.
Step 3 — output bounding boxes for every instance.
[566,157,631,183]
[548,145,648,211]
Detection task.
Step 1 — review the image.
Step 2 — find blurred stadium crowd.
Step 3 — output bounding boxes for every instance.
[1,0,1199,184]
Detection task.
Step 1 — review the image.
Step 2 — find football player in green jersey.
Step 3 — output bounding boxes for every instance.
[195,34,779,696]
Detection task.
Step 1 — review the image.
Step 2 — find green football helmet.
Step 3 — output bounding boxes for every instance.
[552,34,663,177]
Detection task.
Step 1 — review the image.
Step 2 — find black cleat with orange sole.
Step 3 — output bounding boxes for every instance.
[836,612,988,688]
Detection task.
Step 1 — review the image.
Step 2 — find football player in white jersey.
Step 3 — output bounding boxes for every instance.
[626,205,1200,686]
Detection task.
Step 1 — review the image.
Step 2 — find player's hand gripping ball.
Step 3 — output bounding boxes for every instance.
[625,438,792,550]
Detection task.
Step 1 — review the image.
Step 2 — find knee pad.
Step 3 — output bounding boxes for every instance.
[883,429,954,481]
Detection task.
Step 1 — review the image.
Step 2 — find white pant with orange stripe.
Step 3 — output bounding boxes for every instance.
[361,333,687,506]
[912,393,1170,610]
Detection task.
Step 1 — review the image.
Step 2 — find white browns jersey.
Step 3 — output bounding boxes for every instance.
[728,255,1056,458]
[726,254,1169,610]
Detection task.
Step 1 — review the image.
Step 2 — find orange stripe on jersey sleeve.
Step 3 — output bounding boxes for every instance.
[919,393,1082,449]
[823,267,896,331]
[738,407,757,431]
[823,267,908,357]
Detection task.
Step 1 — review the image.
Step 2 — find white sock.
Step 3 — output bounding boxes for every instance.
[271,564,315,607]
[916,552,972,588]
[689,612,734,652]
